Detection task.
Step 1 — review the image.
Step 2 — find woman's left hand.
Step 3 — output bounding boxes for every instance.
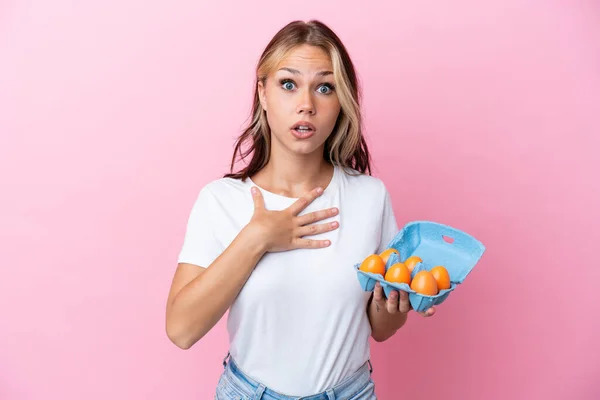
[373,281,436,317]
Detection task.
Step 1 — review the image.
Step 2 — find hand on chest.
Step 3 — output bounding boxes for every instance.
[238,211,381,304]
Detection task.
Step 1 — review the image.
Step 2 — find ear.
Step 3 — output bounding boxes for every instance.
[257,80,267,111]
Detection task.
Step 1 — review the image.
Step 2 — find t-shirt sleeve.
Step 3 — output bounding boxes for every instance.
[377,183,399,254]
[177,185,223,268]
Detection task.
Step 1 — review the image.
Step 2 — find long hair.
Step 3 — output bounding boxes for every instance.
[224,20,372,180]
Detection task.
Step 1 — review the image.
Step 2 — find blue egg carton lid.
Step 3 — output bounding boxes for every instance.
[355,220,486,312]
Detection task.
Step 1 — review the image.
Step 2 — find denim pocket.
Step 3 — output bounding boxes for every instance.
[349,378,377,400]
[215,373,250,400]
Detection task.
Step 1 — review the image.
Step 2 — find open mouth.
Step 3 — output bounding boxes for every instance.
[293,126,313,134]
[291,122,316,138]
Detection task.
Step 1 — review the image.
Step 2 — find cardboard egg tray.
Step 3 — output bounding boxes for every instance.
[355,221,486,312]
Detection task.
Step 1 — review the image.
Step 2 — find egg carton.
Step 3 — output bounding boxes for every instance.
[355,221,486,312]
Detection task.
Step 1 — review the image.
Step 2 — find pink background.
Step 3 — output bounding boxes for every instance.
[1,1,599,399]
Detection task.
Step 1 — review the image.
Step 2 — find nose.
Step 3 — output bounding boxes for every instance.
[296,89,315,115]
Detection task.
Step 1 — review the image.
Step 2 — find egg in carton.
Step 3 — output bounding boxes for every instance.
[355,221,486,312]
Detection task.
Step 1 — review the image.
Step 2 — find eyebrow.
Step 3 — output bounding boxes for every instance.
[278,67,333,77]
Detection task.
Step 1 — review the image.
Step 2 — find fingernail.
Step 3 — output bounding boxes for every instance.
[251,187,257,194]
[316,187,323,194]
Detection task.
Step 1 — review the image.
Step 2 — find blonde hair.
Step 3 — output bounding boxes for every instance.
[225,20,372,180]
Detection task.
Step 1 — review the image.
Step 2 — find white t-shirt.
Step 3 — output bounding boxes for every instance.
[177,164,399,396]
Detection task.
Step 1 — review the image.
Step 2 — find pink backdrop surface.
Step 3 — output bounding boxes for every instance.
[1,1,599,399]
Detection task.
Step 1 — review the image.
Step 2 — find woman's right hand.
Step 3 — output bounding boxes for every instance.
[247,186,339,253]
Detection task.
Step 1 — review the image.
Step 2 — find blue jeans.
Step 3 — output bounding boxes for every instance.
[215,353,377,399]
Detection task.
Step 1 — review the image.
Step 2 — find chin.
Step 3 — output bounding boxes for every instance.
[272,129,329,156]
[288,143,321,156]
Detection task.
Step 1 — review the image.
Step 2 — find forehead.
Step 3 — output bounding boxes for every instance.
[275,44,333,72]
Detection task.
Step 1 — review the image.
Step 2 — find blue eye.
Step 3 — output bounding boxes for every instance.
[281,80,296,91]
[278,79,335,94]
[318,84,333,94]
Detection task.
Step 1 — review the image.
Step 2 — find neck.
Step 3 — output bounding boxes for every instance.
[252,147,333,197]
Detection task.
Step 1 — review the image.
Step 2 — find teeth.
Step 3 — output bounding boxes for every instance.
[296,127,311,130]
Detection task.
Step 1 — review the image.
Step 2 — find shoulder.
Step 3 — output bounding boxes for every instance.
[190,176,251,206]
[200,176,250,196]
[336,165,390,198]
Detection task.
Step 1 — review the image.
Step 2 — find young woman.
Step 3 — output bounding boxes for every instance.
[166,20,435,399]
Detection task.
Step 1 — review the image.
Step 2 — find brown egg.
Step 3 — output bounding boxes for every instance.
[430,266,451,290]
[384,262,411,285]
[359,254,386,276]
[379,248,400,265]
[410,270,439,295]
[404,255,423,273]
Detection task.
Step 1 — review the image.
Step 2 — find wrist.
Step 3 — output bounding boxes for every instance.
[240,222,269,256]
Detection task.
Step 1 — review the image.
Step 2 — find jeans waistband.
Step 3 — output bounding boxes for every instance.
[221,352,373,399]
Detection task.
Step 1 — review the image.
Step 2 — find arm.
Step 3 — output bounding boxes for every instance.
[166,186,338,350]
[165,225,266,349]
